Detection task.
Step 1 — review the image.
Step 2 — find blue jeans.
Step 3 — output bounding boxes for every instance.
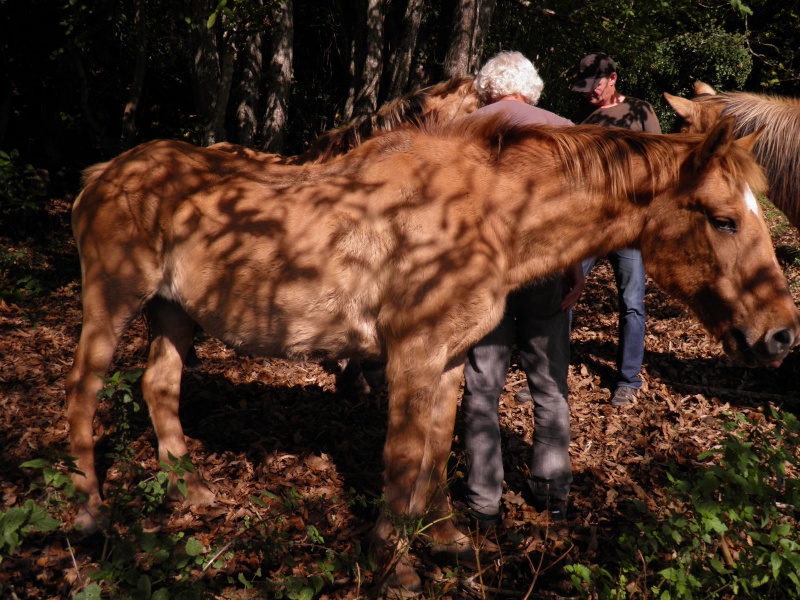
[461,276,572,516]
[582,248,646,390]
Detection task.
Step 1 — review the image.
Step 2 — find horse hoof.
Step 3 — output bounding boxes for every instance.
[382,555,422,599]
[73,506,106,536]
[429,534,476,566]
[171,480,216,507]
[187,484,216,507]
[429,526,499,567]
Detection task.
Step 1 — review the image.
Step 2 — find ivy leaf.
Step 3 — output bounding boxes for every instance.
[185,537,203,557]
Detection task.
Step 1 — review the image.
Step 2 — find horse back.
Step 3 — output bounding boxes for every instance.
[72,136,499,362]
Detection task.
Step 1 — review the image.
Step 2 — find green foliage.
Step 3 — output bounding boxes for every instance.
[247,487,373,599]
[651,28,752,91]
[0,455,80,575]
[566,408,800,598]
[97,369,145,454]
[0,149,47,236]
[22,453,84,507]
[0,149,35,209]
[12,369,378,598]
[488,0,767,131]
[648,27,752,129]
[0,500,60,562]
[18,436,374,598]
[729,0,753,18]
[0,246,45,302]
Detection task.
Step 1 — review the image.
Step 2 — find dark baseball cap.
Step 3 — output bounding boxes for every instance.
[571,53,616,92]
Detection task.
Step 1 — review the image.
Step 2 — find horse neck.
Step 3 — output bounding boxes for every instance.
[488,154,655,290]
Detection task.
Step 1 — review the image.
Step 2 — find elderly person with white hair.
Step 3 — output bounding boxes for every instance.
[459,51,582,527]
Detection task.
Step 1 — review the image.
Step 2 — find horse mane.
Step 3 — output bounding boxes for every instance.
[301,76,476,163]
[441,113,766,201]
[717,91,800,224]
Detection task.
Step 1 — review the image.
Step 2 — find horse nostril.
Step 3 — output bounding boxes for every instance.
[766,327,795,356]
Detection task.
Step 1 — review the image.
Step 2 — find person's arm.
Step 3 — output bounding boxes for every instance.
[560,262,585,312]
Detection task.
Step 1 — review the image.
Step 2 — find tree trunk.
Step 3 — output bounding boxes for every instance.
[186,0,225,145]
[443,0,474,77]
[343,3,364,122]
[261,0,293,154]
[443,0,495,77]
[207,25,235,145]
[344,0,385,120]
[470,0,495,72]
[353,0,384,117]
[386,0,424,99]
[236,29,263,147]
[68,40,117,154]
[120,0,147,149]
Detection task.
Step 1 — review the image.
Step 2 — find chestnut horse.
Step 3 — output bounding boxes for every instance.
[66,115,799,594]
[665,81,800,229]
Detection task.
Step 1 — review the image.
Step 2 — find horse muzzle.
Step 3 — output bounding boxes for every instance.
[727,325,798,367]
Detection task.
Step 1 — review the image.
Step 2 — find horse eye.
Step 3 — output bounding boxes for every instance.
[709,215,738,233]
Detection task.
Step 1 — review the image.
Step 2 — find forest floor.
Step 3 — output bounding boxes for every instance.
[1,197,799,599]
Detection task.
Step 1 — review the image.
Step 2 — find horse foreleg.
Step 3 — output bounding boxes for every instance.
[142,298,215,507]
[417,364,474,560]
[371,352,466,594]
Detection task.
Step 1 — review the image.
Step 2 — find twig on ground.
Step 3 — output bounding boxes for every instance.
[65,535,83,586]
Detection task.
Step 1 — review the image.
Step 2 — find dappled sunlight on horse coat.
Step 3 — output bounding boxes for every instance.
[66,114,799,594]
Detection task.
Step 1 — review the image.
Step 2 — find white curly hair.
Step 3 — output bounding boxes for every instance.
[473,51,544,106]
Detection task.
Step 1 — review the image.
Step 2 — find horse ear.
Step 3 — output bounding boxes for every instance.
[693,81,717,96]
[693,116,736,172]
[733,127,763,153]
[664,92,697,122]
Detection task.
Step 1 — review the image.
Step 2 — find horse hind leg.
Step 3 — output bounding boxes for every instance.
[142,297,215,507]
[65,286,142,532]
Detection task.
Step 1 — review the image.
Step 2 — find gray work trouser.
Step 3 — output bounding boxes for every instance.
[461,276,572,516]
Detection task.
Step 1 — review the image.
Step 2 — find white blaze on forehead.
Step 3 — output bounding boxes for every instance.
[743,184,760,215]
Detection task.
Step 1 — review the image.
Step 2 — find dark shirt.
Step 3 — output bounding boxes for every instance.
[582,97,661,133]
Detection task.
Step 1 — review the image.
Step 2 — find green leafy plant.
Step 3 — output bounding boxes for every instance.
[568,408,800,599]
[0,246,46,302]
[0,149,35,207]
[0,499,60,563]
[0,149,47,236]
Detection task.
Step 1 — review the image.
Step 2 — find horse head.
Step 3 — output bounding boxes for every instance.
[640,116,799,366]
[664,82,727,133]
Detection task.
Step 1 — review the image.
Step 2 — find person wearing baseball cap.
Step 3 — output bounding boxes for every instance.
[570,52,661,132]
[572,53,660,407]
[571,52,617,95]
